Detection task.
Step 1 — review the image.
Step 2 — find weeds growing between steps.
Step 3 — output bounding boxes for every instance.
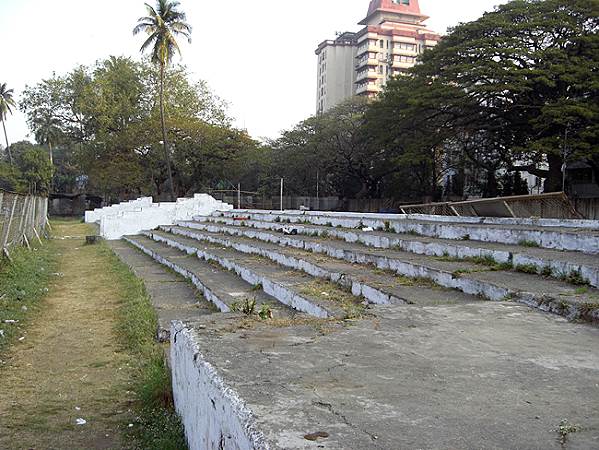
[102,244,188,450]
[0,241,56,359]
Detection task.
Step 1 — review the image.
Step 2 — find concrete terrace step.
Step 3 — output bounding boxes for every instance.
[179,220,599,324]
[191,217,599,287]
[219,208,599,229]
[209,211,599,254]
[141,230,367,319]
[109,239,216,342]
[123,235,298,319]
[161,225,481,307]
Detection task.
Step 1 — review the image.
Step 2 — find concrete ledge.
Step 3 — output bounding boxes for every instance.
[208,212,599,254]
[171,321,270,450]
[220,209,599,229]
[190,219,599,286]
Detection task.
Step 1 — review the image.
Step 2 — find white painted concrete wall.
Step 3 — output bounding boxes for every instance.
[84,197,153,223]
[90,194,232,240]
[171,321,271,450]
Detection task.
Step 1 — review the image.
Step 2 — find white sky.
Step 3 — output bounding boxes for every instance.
[0,0,507,143]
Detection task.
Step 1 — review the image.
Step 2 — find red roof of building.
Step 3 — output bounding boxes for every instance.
[366,0,422,17]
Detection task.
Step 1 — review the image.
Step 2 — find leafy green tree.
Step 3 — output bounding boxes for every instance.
[0,83,16,164]
[17,147,54,194]
[413,0,599,192]
[134,0,192,200]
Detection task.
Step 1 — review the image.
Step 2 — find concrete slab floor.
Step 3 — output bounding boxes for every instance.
[181,302,599,449]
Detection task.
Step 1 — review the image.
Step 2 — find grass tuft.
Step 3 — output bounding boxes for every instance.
[518,240,540,248]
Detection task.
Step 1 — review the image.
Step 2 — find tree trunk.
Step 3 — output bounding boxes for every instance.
[159,62,176,202]
[49,142,54,192]
[1,117,13,165]
[545,152,563,193]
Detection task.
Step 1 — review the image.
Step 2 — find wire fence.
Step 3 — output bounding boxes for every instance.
[0,189,49,259]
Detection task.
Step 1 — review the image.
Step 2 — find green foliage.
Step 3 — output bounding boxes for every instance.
[20,56,236,200]
[0,141,53,194]
[258,304,274,320]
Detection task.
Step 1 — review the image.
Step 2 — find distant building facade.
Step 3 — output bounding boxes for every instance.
[315,0,441,114]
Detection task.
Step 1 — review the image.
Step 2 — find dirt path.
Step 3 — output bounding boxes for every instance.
[0,221,134,450]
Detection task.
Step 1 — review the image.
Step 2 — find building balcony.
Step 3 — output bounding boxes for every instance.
[356,70,380,82]
[391,47,418,57]
[356,45,379,56]
[355,83,381,95]
[391,60,416,70]
[355,58,379,68]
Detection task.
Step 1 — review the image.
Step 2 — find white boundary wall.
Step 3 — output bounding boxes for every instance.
[87,194,232,240]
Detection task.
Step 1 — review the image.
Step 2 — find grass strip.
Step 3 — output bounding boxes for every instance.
[100,244,188,450]
[0,242,56,359]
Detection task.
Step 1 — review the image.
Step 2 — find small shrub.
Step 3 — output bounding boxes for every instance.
[461,234,470,241]
[562,270,588,286]
[518,239,540,248]
[556,419,580,446]
[258,304,274,320]
[515,264,538,275]
[231,298,257,316]
[541,266,553,277]
[274,216,281,223]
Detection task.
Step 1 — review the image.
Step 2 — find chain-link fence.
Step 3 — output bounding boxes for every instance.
[0,189,49,258]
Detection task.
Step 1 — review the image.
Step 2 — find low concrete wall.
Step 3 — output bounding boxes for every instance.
[171,321,270,450]
[85,197,153,223]
[88,194,232,240]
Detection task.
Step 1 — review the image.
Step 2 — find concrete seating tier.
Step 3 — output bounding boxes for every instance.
[115,208,599,449]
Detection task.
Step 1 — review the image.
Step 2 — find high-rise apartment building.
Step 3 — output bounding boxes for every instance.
[315,0,440,114]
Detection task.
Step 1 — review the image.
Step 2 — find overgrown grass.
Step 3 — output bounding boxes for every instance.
[0,243,57,358]
[100,245,187,450]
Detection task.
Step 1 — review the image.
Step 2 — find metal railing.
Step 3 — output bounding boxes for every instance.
[0,189,49,259]
[399,192,583,219]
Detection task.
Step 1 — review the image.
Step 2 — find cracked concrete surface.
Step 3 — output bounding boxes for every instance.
[175,303,599,449]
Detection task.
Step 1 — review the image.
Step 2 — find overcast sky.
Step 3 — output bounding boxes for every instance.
[0,0,508,144]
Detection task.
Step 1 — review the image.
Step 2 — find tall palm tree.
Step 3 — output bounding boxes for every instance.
[134,0,191,201]
[0,83,16,165]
